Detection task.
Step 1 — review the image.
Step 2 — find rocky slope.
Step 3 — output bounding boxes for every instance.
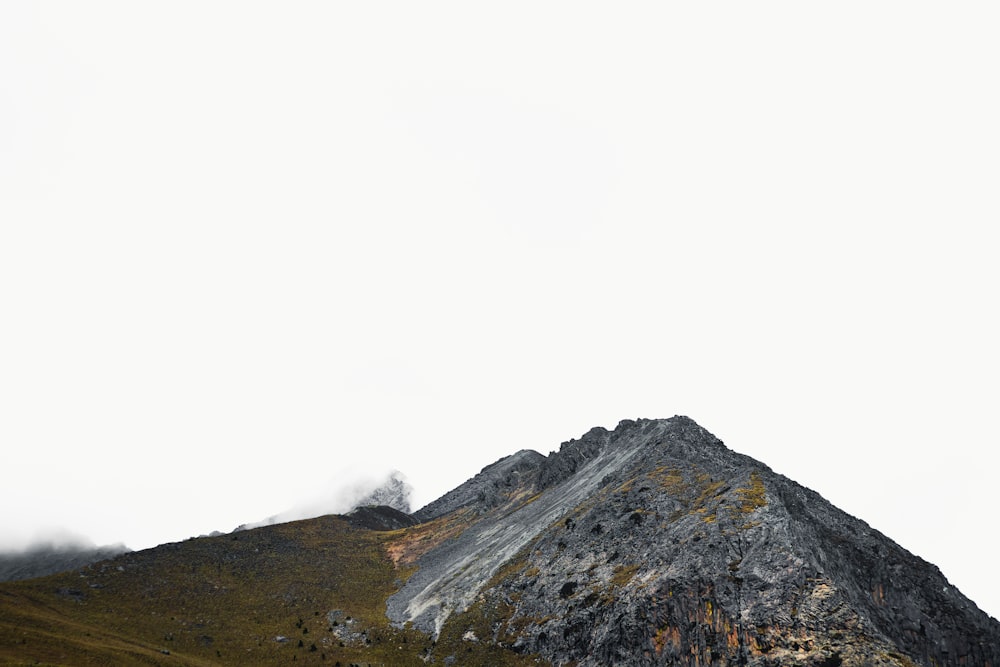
[389,416,1000,666]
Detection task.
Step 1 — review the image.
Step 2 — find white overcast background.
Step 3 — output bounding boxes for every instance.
[2,2,998,618]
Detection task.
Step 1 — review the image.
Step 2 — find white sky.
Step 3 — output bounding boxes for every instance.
[2,2,998,619]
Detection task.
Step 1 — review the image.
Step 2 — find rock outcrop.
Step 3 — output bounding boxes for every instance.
[411,449,545,522]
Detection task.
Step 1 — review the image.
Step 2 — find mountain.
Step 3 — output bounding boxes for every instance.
[0,543,130,583]
[1,416,997,666]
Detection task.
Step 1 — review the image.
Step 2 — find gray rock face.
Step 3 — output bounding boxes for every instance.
[389,421,666,637]
[395,416,1000,666]
[411,449,546,523]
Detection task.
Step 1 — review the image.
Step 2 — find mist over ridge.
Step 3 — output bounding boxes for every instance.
[234,469,413,532]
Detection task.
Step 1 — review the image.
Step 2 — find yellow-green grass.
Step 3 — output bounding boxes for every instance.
[0,514,544,666]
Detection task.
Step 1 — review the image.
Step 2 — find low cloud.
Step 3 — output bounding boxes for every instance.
[236,469,413,532]
[0,528,127,555]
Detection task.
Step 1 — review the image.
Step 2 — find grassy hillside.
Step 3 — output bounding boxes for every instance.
[0,514,543,666]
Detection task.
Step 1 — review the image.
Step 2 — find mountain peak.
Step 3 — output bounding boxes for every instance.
[354,470,413,514]
[389,417,999,665]
[391,416,732,636]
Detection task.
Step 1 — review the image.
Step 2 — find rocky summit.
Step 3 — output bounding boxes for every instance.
[1,416,997,666]
[389,417,1000,665]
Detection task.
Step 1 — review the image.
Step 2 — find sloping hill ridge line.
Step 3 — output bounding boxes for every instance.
[1,415,998,667]
[0,544,130,584]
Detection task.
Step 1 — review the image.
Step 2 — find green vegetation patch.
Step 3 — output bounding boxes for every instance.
[433,597,543,667]
[610,563,641,588]
[0,512,553,666]
[0,516,424,665]
[648,466,728,524]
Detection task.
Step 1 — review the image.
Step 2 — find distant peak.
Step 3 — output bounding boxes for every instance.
[354,470,413,514]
